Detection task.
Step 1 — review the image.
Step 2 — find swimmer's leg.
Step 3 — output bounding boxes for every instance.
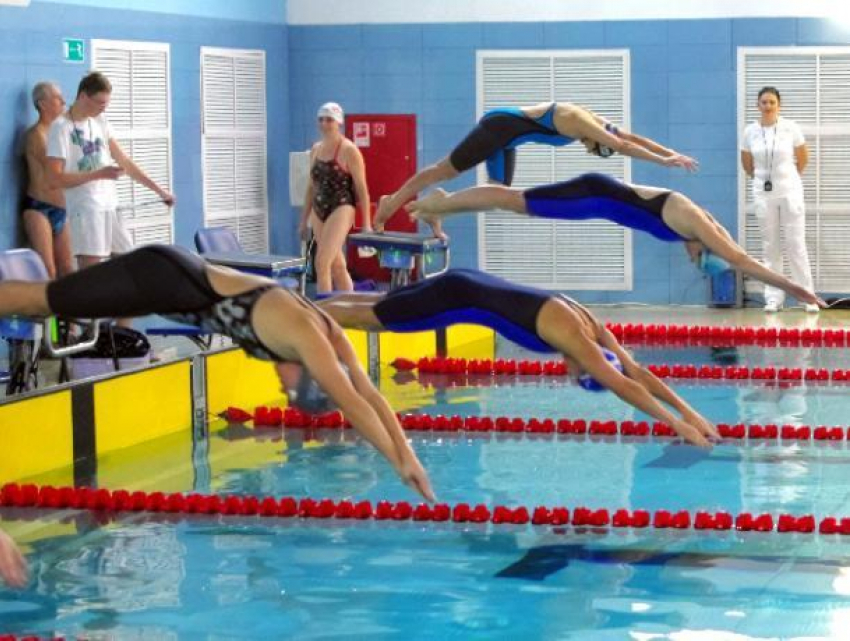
[317,292,386,331]
[0,281,50,317]
[406,185,527,228]
[663,192,824,307]
[376,158,459,233]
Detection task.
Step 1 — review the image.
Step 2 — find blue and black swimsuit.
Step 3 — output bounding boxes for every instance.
[374,269,565,353]
[524,173,682,242]
[449,103,574,186]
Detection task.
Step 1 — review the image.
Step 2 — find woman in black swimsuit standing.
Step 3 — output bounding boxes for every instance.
[299,103,372,294]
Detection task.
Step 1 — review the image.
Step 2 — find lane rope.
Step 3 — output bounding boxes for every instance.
[399,356,850,384]
[1,483,845,537]
[230,406,850,445]
[605,322,848,347]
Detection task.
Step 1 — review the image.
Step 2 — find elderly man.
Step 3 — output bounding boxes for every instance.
[22,81,73,278]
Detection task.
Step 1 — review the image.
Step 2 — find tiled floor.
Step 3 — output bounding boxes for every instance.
[589,304,850,329]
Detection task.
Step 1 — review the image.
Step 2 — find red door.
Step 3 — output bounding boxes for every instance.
[345,114,417,281]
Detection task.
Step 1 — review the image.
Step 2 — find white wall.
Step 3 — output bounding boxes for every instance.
[287,0,850,25]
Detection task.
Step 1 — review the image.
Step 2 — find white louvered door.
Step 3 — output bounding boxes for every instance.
[738,48,850,294]
[201,48,268,253]
[477,50,632,290]
[92,40,173,245]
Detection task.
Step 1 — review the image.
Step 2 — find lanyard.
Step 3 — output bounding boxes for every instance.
[760,122,777,184]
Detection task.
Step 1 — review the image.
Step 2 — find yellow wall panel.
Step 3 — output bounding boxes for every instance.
[206,349,285,415]
[344,329,369,369]
[94,362,191,456]
[446,325,496,359]
[96,428,194,492]
[379,330,434,364]
[0,392,74,482]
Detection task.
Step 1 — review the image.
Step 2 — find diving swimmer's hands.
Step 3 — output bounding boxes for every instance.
[671,418,714,449]
[395,451,436,503]
[664,154,699,172]
[680,409,719,442]
[792,285,827,308]
[0,528,27,589]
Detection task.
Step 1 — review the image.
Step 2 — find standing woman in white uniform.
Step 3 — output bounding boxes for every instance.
[740,87,818,313]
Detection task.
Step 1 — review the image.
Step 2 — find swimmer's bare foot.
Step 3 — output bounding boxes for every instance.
[406,190,450,240]
[375,195,397,233]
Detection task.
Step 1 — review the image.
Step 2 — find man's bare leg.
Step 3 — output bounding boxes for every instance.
[22,210,57,279]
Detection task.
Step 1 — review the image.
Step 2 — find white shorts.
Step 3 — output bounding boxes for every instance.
[69,208,134,257]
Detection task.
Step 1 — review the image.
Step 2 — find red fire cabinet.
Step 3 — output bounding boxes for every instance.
[345,114,417,282]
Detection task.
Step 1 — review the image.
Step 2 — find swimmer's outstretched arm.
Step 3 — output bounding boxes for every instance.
[544,327,716,448]
[596,326,716,438]
[330,329,435,501]
[0,527,27,589]
[267,313,435,502]
[569,109,696,170]
[664,195,825,307]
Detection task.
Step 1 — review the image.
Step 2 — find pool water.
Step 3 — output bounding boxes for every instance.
[3,345,850,639]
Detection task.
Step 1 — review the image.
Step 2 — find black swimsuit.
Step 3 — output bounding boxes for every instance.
[311,141,356,221]
[374,269,557,353]
[47,245,289,361]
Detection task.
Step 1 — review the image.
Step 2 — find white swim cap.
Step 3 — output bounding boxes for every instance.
[317,102,344,124]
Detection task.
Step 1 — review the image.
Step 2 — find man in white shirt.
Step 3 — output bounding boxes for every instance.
[46,72,175,272]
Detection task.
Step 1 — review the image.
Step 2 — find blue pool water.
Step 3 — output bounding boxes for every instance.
[3,345,850,639]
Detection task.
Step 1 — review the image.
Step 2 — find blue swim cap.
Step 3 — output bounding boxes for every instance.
[699,251,731,276]
[578,347,624,392]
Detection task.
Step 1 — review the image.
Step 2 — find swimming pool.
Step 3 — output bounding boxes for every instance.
[2,345,850,639]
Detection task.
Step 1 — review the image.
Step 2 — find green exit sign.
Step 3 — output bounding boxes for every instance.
[62,38,85,63]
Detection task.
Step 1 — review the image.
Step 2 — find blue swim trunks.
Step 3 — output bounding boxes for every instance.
[23,196,67,235]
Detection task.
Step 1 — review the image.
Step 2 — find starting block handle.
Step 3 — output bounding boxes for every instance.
[42,319,101,358]
[418,246,451,280]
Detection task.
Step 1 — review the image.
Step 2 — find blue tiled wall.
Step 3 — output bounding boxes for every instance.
[288,17,850,303]
[0,0,292,256]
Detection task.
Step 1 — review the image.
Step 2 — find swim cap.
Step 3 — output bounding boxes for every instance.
[699,251,731,276]
[596,123,619,158]
[289,364,349,414]
[317,102,344,124]
[578,347,624,392]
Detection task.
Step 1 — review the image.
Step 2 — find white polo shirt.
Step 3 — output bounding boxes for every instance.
[741,117,805,198]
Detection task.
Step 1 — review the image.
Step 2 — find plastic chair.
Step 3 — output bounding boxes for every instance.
[0,249,100,393]
[194,227,242,254]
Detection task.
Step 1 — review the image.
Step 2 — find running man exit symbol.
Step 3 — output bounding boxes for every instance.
[62,38,85,63]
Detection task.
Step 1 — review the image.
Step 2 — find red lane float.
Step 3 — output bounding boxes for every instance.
[231,404,850,445]
[0,636,63,641]
[2,483,845,537]
[606,322,848,348]
[391,356,850,385]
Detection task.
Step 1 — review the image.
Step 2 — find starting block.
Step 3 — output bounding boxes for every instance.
[347,231,449,289]
[202,252,306,293]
